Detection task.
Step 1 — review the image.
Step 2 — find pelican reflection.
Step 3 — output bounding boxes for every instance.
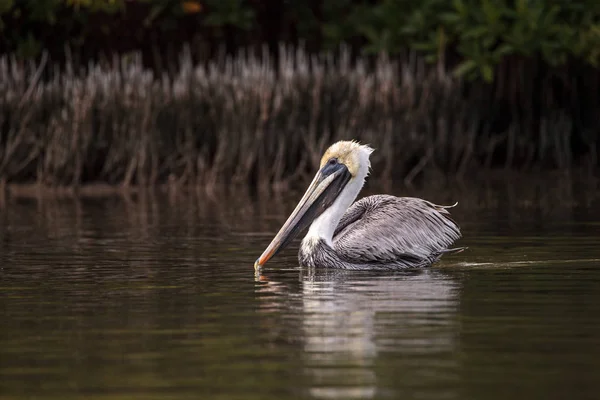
[255,268,461,399]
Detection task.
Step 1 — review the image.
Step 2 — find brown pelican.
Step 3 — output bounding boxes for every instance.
[254,140,464,270]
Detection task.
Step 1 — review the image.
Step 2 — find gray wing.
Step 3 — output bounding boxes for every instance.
[333,195,462,264]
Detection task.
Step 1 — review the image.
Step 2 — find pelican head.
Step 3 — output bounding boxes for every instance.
[255,140,374,269]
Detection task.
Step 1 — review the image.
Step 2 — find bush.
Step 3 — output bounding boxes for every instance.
[1,1,600,82]
[317,0,600,81]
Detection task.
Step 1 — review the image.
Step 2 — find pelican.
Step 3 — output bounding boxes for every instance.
[254,140,465,270]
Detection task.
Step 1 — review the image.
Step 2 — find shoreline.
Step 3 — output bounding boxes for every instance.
[2,169,595,199]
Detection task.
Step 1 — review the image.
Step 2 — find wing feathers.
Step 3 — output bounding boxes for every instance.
[333,195,462,264]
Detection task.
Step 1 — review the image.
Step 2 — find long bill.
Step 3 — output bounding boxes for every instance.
[254,162,351,270]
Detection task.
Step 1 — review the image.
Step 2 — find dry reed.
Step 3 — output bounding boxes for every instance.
[0,44,597,191]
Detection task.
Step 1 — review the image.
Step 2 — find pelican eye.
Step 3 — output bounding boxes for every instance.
[321,157,343,177]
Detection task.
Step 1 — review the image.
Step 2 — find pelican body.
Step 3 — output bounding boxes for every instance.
[255,141,464,270]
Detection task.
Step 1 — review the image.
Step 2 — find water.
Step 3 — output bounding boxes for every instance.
[1,179,599,400]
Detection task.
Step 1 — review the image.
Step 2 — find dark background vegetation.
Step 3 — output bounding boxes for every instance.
[0,0,599,189]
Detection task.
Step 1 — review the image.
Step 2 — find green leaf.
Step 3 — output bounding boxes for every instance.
[453,59,477,77]
[481,0,500,25]
[493,43,513,57]
[452,0,467,16]
[462,26,491,40]
[481,64,494,82]
[439,12,461,25]
[0,0,13,14]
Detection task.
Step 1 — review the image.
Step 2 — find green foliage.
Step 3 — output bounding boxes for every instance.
[0,1,599,83]
[66,0,125,12]
[319,0,600,82]
[203,0,254,30]
[0,0,255,59]
[0,0,126,58]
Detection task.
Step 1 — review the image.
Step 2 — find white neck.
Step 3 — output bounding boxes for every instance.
[302,150,371,249]
[304,177,364,246]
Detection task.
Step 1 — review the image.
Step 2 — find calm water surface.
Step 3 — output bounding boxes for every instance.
[1,180,599,400]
